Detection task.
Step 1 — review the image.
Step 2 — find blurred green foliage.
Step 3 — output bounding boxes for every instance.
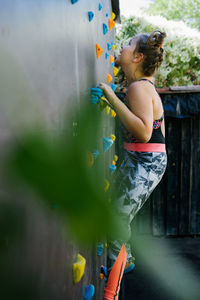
[115,15,200,87]
[144,0,200,30]
[6,103,119,244]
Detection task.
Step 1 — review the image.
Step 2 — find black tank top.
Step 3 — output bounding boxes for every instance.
[122,78,165,144]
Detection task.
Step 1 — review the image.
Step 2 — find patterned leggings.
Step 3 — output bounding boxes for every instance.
[108,150,167,263]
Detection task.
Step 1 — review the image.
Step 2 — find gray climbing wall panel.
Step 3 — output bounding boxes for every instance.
[0,0,117,299]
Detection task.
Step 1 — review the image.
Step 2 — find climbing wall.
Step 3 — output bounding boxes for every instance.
[0,0,119,299]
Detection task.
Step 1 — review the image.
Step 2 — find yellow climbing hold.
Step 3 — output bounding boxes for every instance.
[110,134,116,142]
[111,109,117,118]
[86,151,94,167]
[104,179,110,192]
[106,106,110,115]
[111,12,116,20]
[110,55,115,64]
[100,96,107,111]
[96,44,103,59]
[107,73,113,83]
[114,155,119,162]
[108,18,116,31]
[113,66,119,76]
[112,44,116,50]
[73,254,86,284]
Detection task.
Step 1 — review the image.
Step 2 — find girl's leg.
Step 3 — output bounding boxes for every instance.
[108,151,167,264]
[104,244,127,300]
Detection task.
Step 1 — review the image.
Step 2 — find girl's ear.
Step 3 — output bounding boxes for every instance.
[132,52,144,63]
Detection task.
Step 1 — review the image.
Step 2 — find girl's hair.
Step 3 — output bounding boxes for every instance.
[135,30,167,76]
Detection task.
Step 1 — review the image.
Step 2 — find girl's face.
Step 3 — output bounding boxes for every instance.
[115,37,138,66]
[115,36,144,77]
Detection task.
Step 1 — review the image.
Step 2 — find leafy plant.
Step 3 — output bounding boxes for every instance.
[115,14,200,87]
[144,0,200,31]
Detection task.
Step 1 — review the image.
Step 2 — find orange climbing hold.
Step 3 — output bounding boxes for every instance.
[107,73,112,83]
[108,18,116,31]
[111,109,117,118]
[110,55,114,64]
[96,44,103,59]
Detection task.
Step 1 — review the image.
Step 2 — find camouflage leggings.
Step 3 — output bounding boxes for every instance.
[108,150,167,263]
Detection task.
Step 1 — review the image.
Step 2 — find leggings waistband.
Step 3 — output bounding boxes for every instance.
[124,142,166,153]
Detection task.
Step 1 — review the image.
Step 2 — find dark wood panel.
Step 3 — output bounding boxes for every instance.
[166,118,181,236]
[179,119,192,235]
[190,118,200,234]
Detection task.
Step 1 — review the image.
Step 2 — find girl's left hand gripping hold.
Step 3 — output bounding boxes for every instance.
[99,83,116,107]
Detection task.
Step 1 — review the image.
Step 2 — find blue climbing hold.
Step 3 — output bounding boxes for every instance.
[106,13,109,17]
[107,43,112,51]
[111,84,117,92]
[97,242,104,256]
[84,284,95,300]
[71,0,78,4]
[104,137,114,152]
[88,11,94,22]
[105,52,109,60]
[99,3,102,11]
[91,88,104,105]
[112,62,115,67]
[110,163,117,175]
[92,150,100,160]
[103,23,108,35]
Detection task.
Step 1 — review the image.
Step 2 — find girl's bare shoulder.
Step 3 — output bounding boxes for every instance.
[128,81,152,101]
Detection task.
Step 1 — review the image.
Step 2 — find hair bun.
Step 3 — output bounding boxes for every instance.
[148,30,166,48]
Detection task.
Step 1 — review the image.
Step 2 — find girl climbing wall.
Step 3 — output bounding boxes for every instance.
[99,30,167,291]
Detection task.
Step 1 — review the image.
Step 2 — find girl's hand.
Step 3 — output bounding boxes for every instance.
[99,83,116,106]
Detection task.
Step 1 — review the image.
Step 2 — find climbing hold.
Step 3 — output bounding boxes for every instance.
[106,13,109,17]
[92,150,100,160]
[112,44,116,50]
[97,242,104,256]
[100,265,108,281]
[71,0,78,4]
[103,23,108,35]
[106,106,110,115]
[113,66,119,76]
[87,151,94,167]
[111,12,116,20]
[104,134,116,152]
[110,134,116,142]
[114,155,119,162]
[105,53,109,60]
[96,44,103,59]
[111,84,117,92]
[110,161,117,175]
[108,18,116,31]
[73,254,86,284]
[98,3,102,11]
[88,11,94,22]
[84,285,95,300]
[100,96,107,111]
[91,87,103,104]
[107,73,112,83]
[107,43,112,51]
[111,109,117,118]
[104,179,110,192]
[112,62,115,68]
[110,55,115,64]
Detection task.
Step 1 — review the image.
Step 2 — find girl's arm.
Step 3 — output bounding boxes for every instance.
[99,82,153,143]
